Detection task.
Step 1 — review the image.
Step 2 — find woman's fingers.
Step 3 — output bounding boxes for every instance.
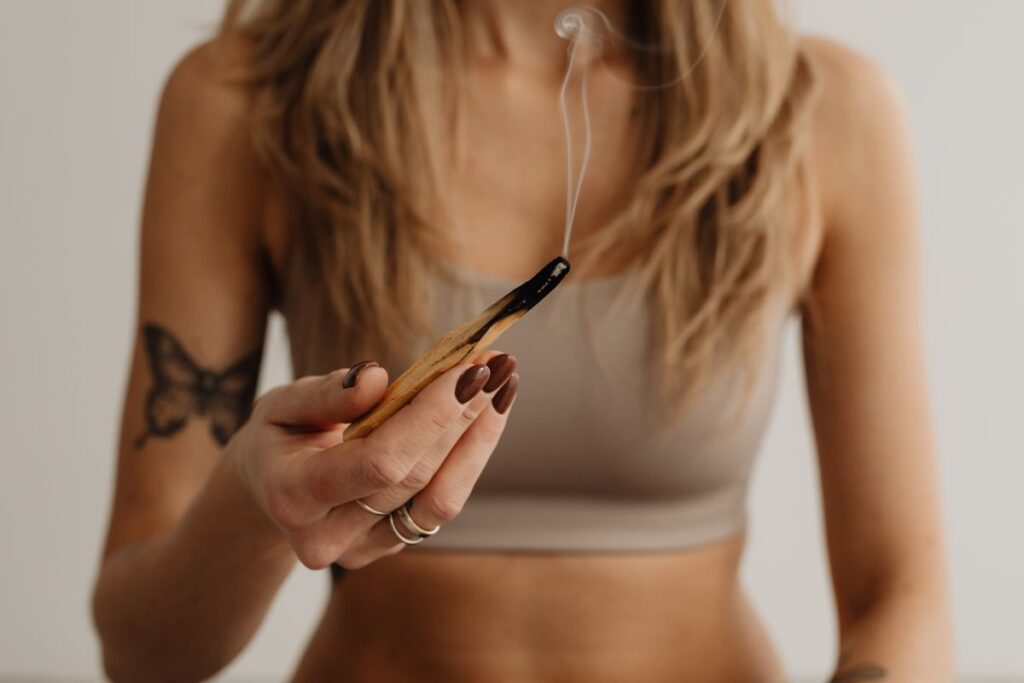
[357,354,516,512]
[300,361,492,508]
[259,362,388,428]
[364,362,491,456]
[404,373,518,528]
[297,493,425,570]
[287,502,381,569]
[355,388,495,512]
[280,354,518,569]
[294,383,503,568]
[351,373,519,561]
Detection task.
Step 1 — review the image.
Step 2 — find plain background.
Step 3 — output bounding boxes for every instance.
[1,1,1021,681]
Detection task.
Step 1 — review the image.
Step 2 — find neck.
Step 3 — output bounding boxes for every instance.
[460,0,628,74]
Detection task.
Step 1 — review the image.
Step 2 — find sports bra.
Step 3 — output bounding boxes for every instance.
[381,261,792,553]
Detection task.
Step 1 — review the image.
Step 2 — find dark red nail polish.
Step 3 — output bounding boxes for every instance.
[492,373,519,414]
[483,354,516,392]
[455,365,490,404]
[342,360,379,388]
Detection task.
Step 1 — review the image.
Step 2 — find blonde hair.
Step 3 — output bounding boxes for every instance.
[221,0,817,421]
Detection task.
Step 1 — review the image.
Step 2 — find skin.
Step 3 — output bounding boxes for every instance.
[92,1,953,681]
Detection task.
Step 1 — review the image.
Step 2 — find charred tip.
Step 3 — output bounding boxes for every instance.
[515,256,571,311]
[465,257,572,345]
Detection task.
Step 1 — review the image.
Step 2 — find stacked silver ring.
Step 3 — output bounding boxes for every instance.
[356,497,440,545]
[355,498,389,516]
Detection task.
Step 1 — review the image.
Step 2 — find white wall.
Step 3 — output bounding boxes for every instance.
[747,2,1024,679]
[0,1,1020,680]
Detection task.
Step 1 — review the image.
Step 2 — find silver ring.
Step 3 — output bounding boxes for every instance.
[355,498,389,516]
[395,502,440,537]
[388,511,425,545]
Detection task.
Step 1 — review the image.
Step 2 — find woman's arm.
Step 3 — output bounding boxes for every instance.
[801,38,954,682]
[91,39,296,680]
[92,42,518,683]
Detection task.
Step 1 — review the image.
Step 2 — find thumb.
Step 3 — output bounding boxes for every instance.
[262,361,389,428]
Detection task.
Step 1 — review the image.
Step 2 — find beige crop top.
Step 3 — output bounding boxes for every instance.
[389,263,792,553]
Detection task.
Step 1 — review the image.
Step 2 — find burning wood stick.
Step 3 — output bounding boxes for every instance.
[343,257,570,440]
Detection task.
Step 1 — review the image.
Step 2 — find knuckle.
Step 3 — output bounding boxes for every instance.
[362,449,409,489]
[409,400,455,441]
[427,409,450,434]
[400,468,432,493]
[293,538,334,570]
[422,493,464,523]
[456,405,479,431]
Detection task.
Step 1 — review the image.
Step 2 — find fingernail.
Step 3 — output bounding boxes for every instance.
[342,360,379,388]
[455,364,490,404]
[483,354,516,392]
[492,373,519,414]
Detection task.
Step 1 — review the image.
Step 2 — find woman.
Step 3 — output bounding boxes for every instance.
[91,0,953,681]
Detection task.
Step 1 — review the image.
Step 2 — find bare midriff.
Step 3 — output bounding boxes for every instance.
[291,534,785,683]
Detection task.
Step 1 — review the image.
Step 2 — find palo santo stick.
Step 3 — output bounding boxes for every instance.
[343,257,570,440]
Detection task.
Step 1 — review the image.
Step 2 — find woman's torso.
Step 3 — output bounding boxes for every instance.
[293,542,784,683]
[262,40,820,683]
[282,266,795,683]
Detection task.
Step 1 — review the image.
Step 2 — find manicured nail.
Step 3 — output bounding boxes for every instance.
[483,354,516,392]
[455,365,490,403]
[492,373,519,414]
[342,360,379,388]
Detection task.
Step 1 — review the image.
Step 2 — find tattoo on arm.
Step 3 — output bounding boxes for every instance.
[830,663,887,682]
[134,323,262,448]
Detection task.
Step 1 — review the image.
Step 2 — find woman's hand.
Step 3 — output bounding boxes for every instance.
[229,352,518,570]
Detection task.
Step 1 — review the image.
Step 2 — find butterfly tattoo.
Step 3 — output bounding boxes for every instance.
[134,323,262,448]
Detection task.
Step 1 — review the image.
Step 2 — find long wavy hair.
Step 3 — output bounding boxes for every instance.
[220,0,817,421]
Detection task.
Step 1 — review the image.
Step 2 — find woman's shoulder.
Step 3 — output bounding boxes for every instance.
[158,34,293,302]
[159,33,255,130]
[147,33,274,270]
[799,34,915,238]
[800,34,907,139]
